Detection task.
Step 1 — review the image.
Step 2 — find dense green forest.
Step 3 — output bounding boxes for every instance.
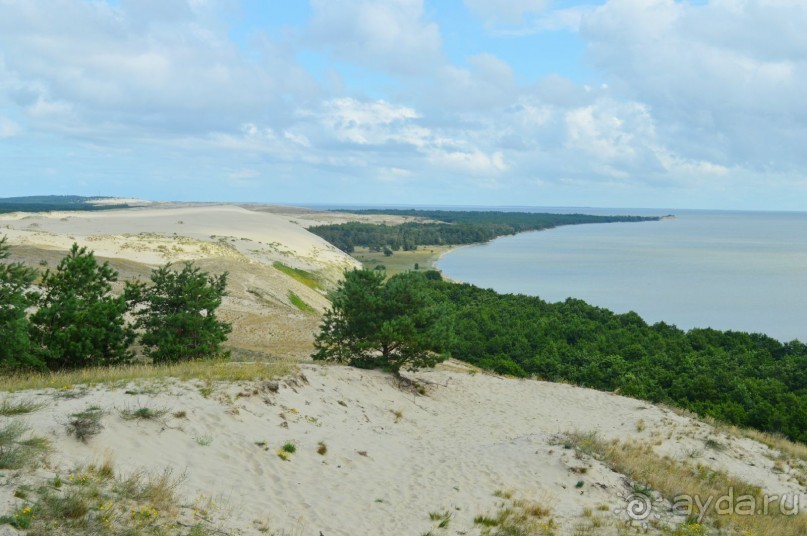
[424,277,807,443]
[0,195,131,214]
[309,210,661,253]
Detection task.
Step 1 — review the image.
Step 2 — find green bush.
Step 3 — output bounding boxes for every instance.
[0,236,39,370]
[313,270,450,375]
[30,244,134,369]
[127,262,231,363]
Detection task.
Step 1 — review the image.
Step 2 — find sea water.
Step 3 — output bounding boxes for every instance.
[437,209,807,342]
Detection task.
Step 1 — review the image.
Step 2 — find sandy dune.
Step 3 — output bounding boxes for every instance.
[2,363,804,535]
[0,204,356,272]
[0,204,361,359]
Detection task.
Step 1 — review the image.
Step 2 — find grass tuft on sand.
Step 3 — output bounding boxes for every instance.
[0,358,296,392]
[562,431,807,535]
[0,462,212,535]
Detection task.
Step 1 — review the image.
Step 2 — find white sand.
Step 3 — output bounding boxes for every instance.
[0,205,358,276]
[2,363,804,535]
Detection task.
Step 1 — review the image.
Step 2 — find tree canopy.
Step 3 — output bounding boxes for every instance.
[0,236,39,369]
[309,210,661,253]
[425,279,807,443]
[1,240,231,372]
[30,244,134,369]
[313,270,449,374]
[127,262,231,363]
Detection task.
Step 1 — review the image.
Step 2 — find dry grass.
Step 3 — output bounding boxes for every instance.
[474,492,556,535]
[662,404,807,463]
[0,462,208,535]
[0,398,47,416]
[0,421,51,469]
[730,426,807,463]
[563,431,807,535]
[0,358,297,392]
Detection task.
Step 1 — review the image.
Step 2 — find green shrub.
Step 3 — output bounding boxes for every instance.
[127,262,231,363]
[30,244,134,369]
[66,406,105,442]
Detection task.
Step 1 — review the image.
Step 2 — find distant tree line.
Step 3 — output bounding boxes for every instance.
[0,195,131,215]
[315,268,807,444]
[0,236,230,371]
[309,210,661,253]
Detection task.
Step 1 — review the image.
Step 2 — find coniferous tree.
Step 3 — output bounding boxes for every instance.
[30,244,134,369]
[313,269,450,375]
[0,236,39,369]
[128,262,231,363]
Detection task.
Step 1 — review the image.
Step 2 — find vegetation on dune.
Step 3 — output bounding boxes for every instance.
[0,420,50,470]
[314,267,807,443]
[288,290,315,313]
[30,244,135,369]
[309,209,661,253]
[126,263,231,363]
[432,278,807,443]
[0,236,39,369]
[273,261,323,290]
[313,269,450,375]
[0,235,231,374]
[0,360,294,392]
[561,431,807,535]
[0,462,212,535]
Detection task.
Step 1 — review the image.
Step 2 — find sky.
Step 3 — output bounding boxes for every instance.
[1,0,806,210]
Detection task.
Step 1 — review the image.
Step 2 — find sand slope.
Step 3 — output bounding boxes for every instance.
[2,363,804,535]
[0,204,361,358]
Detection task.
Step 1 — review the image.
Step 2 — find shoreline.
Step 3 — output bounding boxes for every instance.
[350,243,464,277]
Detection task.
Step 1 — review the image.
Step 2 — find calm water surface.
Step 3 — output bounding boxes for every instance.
[437,210,807,342]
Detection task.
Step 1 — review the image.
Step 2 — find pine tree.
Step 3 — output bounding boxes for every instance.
[128,262,231,363]
[313,269,449,375]
[0,236,39,369]
[30,244,134,369]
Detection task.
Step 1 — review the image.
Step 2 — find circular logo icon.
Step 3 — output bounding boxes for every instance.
[623,493,653,521]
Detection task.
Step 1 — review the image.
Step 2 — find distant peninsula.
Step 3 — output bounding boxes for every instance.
[309,208,662,253]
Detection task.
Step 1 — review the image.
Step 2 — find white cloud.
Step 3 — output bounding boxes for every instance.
[580,0,807,169]
[283,131,311,148]
[376,167,412,182]
[0,116,20,138]
[465,1,589,36]
[464,0,550,24]
[307,0,442,76]
[564,100,653,162]
[428,149,508,176]
[427,54,518,112]
[318,98,428,146]
[1,0,805,208]
[0,0,317,138]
